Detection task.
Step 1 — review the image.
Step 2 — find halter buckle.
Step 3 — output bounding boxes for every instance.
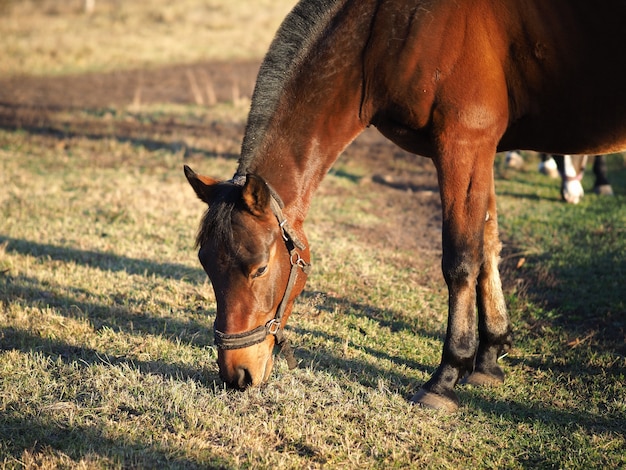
[266,319,281,335]
[279,219,289,242]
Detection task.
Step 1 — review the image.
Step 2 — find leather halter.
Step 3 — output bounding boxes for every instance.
[213,176,311,369]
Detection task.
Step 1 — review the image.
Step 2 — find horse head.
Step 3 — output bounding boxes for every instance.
[184,165,309,389]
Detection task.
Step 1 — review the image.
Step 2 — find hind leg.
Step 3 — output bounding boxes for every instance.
[592,155,614,196]
[465,171,512,386]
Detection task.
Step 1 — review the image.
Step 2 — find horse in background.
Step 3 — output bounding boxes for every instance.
[506,152,614,204]
[551,154,613,204]
[185,0,626,412]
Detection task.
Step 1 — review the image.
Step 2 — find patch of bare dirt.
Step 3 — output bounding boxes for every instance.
[0,61,260,109]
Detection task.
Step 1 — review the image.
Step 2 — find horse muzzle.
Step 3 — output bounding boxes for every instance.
[217,341,275,389]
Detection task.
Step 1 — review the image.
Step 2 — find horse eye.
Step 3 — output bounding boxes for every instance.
[252,265,268,279]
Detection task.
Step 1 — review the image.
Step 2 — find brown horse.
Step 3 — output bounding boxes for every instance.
[185,0,626,411]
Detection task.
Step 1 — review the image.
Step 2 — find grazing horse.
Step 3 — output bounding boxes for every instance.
[185,0,626,412]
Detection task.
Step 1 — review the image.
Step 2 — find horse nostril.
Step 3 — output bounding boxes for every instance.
[235,367,253,389]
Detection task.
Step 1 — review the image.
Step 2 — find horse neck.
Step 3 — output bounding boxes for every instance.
[237,0,375,223]
[249,86,366,220]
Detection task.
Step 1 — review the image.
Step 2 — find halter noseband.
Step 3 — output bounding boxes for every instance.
[212,176,311,369]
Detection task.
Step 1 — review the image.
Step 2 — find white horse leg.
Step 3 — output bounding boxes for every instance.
[560,155,585,204]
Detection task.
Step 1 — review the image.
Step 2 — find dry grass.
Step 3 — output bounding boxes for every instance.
[0,0,296,76]
[1,0,625,468]
[1,107,625,468]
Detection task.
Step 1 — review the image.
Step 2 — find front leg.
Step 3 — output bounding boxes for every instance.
[412,148,494,412]
[556,155,585,204]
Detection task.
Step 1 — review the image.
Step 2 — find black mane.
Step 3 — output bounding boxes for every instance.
[236,0,346,176]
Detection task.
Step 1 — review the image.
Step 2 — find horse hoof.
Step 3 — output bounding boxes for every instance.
[594,184,614,196]
[562,180,584,204]
[410,389,459,413]
[462,371,504,387]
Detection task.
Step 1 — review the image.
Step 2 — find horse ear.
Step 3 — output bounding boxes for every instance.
[184,165,220,204]
[242,174,271,217]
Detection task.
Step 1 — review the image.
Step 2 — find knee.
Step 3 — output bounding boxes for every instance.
[444,331,477,364]
[442,249,481,286]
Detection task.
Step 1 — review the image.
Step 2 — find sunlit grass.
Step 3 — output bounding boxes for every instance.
[0,0,297,76]
[1,0,625,466]
[1,113,625,468]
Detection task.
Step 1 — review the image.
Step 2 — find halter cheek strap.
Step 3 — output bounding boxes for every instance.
[212,176,311,369]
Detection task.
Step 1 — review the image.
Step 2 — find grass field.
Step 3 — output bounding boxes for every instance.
[1,1,625,468]
[0,0,295,76]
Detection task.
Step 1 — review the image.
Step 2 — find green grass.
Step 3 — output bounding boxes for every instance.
[495,153,626,329]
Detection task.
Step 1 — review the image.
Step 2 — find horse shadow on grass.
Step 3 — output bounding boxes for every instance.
[0,271,224,386]
[0,270,211,344]
[0,234,220,346]
[0,326,217,390]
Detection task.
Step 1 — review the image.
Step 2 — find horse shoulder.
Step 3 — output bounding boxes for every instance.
[364,1,512,155]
